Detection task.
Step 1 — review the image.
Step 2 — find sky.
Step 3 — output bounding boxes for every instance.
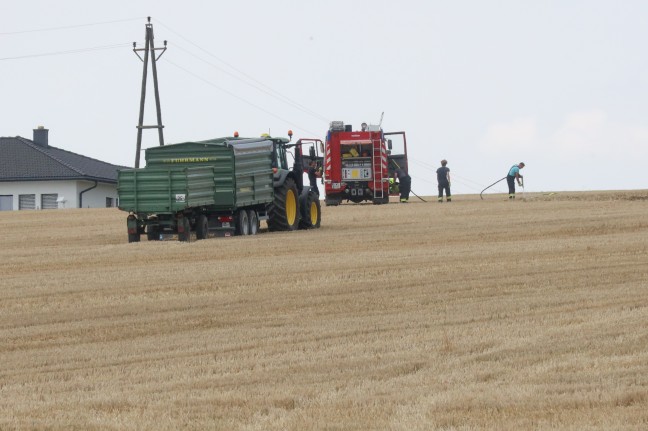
[2,0,647,196]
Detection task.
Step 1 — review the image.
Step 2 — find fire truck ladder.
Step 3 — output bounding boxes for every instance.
[372,138,384,199]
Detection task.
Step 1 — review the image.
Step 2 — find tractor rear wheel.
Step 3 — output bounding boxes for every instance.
[128,233,140,243]
[268,178,299,231]
[299,191,321,229]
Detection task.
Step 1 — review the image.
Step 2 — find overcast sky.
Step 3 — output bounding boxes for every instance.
[2,1,647,195]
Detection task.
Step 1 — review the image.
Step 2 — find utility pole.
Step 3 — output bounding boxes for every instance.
[132,17,167,168]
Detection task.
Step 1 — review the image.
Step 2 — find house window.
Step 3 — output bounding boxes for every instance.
[41,194,59,210]
[0,195,13,211]
[18,194,36,210]
[106,197,115,208]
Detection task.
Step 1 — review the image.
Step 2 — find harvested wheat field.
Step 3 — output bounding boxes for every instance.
[1,190,648,430]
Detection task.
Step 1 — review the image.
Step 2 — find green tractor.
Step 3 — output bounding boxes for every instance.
[267,132,322,231]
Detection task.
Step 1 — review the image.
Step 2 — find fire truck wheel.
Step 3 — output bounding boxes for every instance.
[373,196,389,205]
[325,198,340,206]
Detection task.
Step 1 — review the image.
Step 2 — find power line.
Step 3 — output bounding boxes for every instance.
[156,20,330,124]
[171,43,330,123]
[410,159,482,184]
[0,17,144,35]
[164,59,323,137]
[0,17,325,137]
[409,159,484,192]
[0,43,131,61]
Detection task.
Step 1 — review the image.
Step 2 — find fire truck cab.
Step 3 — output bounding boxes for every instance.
[323,121,408,206]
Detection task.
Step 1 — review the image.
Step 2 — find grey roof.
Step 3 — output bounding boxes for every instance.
[0,136,129,183]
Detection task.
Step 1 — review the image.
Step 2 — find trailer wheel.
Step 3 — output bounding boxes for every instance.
[268,177,299,231]
[299,191,321,229]
[147,225,161,241]
[196,214,209,240]
[248,210,259,235]
[236,210,250,236]
[127,215,141,243]
[178,216,191,242]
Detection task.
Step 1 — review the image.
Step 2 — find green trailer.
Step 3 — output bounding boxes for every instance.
[118,135,321,242]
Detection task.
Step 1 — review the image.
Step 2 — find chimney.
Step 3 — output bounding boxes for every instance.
[33,126,49,147]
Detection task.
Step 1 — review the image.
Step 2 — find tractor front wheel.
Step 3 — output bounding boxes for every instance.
[299,191,321,229]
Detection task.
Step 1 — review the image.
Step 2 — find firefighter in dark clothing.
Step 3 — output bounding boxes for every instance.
[308,160,322,195]
[395,168,411,203]
[436,159,451,202]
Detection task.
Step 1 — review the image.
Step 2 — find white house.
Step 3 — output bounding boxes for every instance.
[0,127,129,211]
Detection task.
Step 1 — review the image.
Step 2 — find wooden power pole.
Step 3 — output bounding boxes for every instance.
[133,17,167,168]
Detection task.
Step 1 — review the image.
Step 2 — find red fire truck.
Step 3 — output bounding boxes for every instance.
[323,121,408,206]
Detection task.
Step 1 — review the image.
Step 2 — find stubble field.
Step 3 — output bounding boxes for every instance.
[1,190,648,430]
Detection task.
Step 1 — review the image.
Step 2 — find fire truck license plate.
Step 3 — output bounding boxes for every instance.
[342,168,372,180]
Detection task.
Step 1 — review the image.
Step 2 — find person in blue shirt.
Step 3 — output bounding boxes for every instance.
[507,162,525,199]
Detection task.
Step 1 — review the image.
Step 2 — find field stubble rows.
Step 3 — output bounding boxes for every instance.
[1,190,648,430]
